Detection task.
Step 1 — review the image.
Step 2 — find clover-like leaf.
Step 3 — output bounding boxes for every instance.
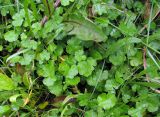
[78,58,96,77]
[75,50,86,62]
[92,3,107,15]
[106,37,141,57]
[37,61,56,82]
[48,80,63,96]
[19,51,35,65]
[119,22,137,36]
[21,39,38,50]
[109,51,126,66]
[66,37,82,54]
[66,77,80,85]
[66,65,78,79]
[87,70,108,86]
[61,0,74,6]
[4,30,18,42]
[97,93,117,110]
[37,50,50,64]
[12,9,25,26]
[43,77,55,87]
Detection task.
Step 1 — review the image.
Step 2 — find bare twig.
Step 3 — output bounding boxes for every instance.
[40,15,48,26]
[54,0,61,8]
[144,0,151,19]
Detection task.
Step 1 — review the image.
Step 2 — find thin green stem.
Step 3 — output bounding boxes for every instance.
[146,2,153,44]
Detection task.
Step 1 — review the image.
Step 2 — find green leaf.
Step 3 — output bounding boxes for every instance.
[119,21,137,36]
[128,107,145,117]
[58,62,70,76]
[12,9,25,26]
[32,22,42,35]
[67,14,107,42]
[109,51,126,66]
[97,93,117,110]
[106,37,141,57]
[47,43,57,53]
[146,58,159,78]
[92,3,107,15]
[22,72,30,87]
[54,46,63,56]
[66,65,78,79]
[66,38,82,54]
[0,45,3,51]
[9,94,22,103]
[43,77,55,87]
[131,82,160,89]
[4,30,18,42]
[85,110,97,117]
[42,19,55,35]
[90,50,102,60]
[0,105,10,115]
[24,0,31,29]
[145,95,159,112]
[78,61,93,77]
[1,8,9,16]
[77,93,91,106]
[66,77,80,85]
[75,50,86,62]
[87,70,108,86]
[61,0,74,6]
[48,80,63,96]
[30,0,39,20]
[38,101,48,109]
[78,58,96,77]
[38,61,56,82]
[20,33,27,40]
[105,79,119,92]
[21,39,38,50]
[0,73,15,91]
[37,50,50,64]
[130,57,141,67]
[129,51,142,66]
[6,49,29,63]
[19,51,35,65]
[115,71,124,84]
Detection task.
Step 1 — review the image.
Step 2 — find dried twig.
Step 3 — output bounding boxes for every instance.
[40,15,48,26]
[54,0,61,8]
[144,0,151,19]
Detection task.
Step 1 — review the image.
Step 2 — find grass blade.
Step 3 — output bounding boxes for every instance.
[6,49,29,63]
[30,0,39,20]
[24,0,31,29]
[131,81,160,89]
[147,49,160,70]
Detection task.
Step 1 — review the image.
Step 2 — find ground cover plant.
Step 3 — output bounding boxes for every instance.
[0,0,160,116]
